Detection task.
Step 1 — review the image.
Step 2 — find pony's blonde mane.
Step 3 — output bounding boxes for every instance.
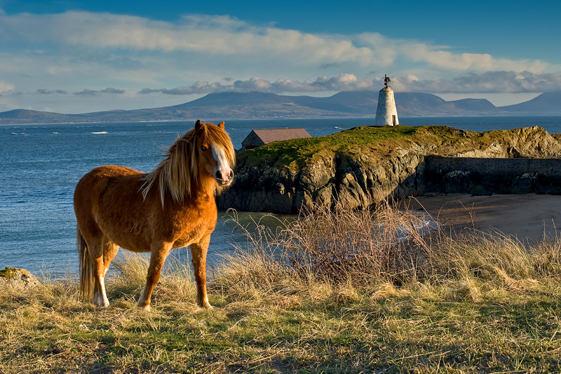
[141,121,235,207]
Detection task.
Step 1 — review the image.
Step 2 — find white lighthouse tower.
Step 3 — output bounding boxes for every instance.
[375,75,399,126]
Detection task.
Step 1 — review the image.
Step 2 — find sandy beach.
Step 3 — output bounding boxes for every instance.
[404,193,561,242]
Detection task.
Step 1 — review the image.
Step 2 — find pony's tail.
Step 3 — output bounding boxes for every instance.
[77,226,94,301]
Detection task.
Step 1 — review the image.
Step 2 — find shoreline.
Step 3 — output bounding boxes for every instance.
[405,193,561,242]
[2,114,561,127]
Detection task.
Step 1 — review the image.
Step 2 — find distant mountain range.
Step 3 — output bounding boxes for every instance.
[1,91,561,124]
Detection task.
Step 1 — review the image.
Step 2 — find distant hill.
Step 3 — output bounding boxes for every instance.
[499,92,561,114]
[0,109,68,121]
[1,90,561,124]
[448,98,499,113]
[179,91,293,107]
[292,91,379,114]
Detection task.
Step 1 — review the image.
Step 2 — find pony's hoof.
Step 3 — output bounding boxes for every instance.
[137,304,151,311]
[93,300,110,308]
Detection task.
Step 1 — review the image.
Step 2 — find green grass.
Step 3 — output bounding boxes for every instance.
[237,124,541,170]
[238,125,424,169]
[238,124,559,172]
[3,204,561,373]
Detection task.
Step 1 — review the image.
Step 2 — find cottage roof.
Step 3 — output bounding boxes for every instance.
[250,128,311,144]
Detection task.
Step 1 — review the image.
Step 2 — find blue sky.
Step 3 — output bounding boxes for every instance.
[0,0,560,113]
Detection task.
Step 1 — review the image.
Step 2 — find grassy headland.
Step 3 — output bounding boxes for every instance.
[238,125,425,169]
[237,125,560,170]
[2,204,561,373]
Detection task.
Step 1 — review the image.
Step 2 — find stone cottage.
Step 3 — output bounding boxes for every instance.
[241,128,311,150]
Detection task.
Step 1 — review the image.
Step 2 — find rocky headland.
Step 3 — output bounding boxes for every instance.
[218,125,561,213]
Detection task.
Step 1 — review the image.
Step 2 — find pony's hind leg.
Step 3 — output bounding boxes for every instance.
[92,240,119,306]
[190,236,212,308]
[88,238,112,307]
[103,241,119,276]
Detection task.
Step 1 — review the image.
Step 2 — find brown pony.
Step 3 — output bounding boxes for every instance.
[74,120,235,309]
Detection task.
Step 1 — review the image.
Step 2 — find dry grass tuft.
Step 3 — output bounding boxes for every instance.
[216,199,561,302]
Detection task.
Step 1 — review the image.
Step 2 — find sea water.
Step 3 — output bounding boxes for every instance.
[2,117,561,276]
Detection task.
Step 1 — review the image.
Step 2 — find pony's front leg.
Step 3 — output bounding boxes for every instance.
[137,243,172,310]
[190,236,212,308]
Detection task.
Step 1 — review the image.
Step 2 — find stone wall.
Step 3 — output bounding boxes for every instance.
[424,156,561,195]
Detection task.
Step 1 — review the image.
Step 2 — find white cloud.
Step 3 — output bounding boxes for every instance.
[357,33,550,74]
[0,10,560,113]
[73,87,127,96]
[0,80,14,92]
[73,89,98,96]
[0,11,551,74]
[391,71,561,93]
[140,82,226,95]
[138,71,561,96]
[233,77,271,91]
[37,89,68,94]
[100,87,126,94]
[139,74,378,95]
[0,12,373,66]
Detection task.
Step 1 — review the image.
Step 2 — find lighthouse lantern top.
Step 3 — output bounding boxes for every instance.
[384,74,392,88]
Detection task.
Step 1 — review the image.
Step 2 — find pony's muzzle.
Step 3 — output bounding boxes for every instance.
[216,169,234,186]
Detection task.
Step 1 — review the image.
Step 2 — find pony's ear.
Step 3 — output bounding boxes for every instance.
[218,122,225,129]
[195,120,203,131]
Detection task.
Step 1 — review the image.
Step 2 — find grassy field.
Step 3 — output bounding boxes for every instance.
[3,204,561,373]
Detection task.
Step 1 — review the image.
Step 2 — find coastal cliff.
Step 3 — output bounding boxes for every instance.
[218,125,561,213]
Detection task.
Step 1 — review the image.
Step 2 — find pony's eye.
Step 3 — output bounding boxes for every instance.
[201,145,208,152]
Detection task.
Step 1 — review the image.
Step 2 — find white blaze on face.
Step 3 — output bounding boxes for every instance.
[211,144,233,184]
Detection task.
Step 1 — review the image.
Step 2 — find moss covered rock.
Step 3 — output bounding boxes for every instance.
[0,267,39,287]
